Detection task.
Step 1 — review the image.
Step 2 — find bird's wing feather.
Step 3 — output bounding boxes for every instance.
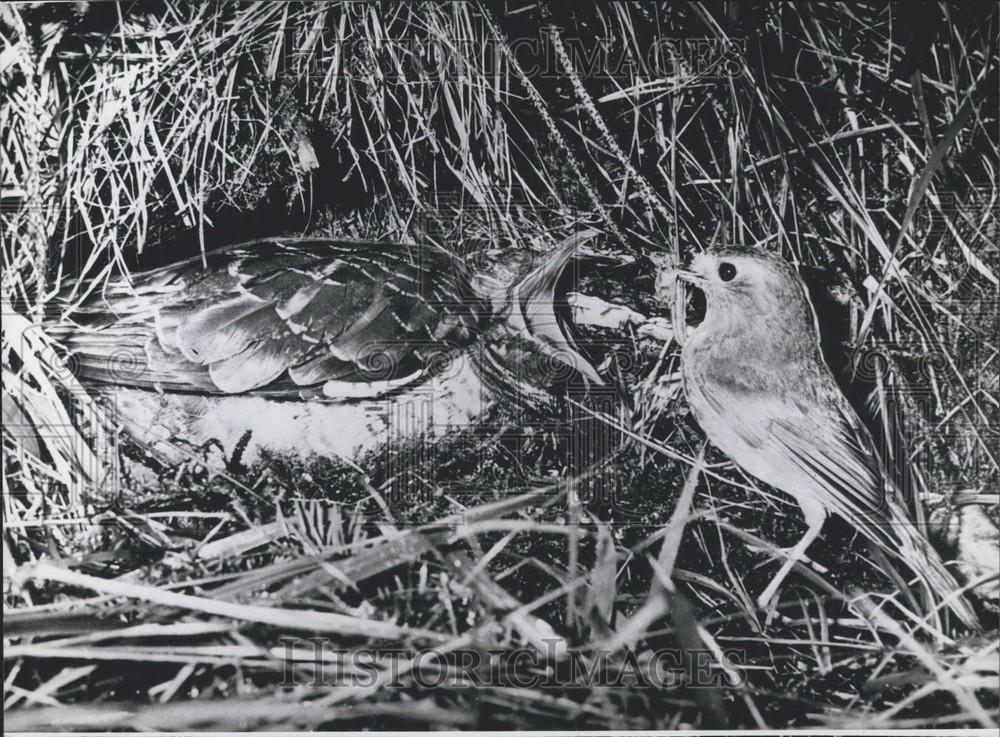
[692,354,889,537]
[767,389,891,543]
[56,239,486,399]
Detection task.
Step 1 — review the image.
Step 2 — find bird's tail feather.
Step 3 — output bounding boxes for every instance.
[888,501,979,630]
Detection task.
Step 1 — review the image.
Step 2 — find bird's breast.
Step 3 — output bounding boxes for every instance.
[680,331,774,457]
[112,354,489,464]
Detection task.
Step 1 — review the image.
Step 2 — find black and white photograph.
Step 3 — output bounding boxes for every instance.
[2,1,998,733]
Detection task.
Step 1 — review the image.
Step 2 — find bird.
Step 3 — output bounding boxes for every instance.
[656,247,978,628]
[47,231,612,470]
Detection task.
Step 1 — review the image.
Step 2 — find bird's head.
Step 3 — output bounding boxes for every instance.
[656,248,817,348]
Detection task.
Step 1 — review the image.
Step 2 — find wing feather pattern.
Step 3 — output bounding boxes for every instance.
[769,392,892,546]
[53,238,487,400]
[689,357,891,546]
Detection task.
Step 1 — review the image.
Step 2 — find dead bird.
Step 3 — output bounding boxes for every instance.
[49,230,624,467]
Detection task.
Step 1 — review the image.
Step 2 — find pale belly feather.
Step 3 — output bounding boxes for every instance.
[109,357,489,463]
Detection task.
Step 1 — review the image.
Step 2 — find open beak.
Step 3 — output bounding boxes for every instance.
[652,268,703,348]
[673,269,704,284]
[653,268,702,299]
[669,270,704,347]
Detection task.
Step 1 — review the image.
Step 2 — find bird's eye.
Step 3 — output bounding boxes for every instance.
[718,262,737,281]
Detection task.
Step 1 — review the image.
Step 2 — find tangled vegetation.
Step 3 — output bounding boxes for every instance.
[2,2,998,730]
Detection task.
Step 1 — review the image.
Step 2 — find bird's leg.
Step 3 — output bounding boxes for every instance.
[756,511,825,612]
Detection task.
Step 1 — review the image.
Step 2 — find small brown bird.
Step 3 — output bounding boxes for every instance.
[658,248,977,628]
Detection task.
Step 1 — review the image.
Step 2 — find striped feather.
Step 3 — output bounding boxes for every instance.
[50,238,489,400]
